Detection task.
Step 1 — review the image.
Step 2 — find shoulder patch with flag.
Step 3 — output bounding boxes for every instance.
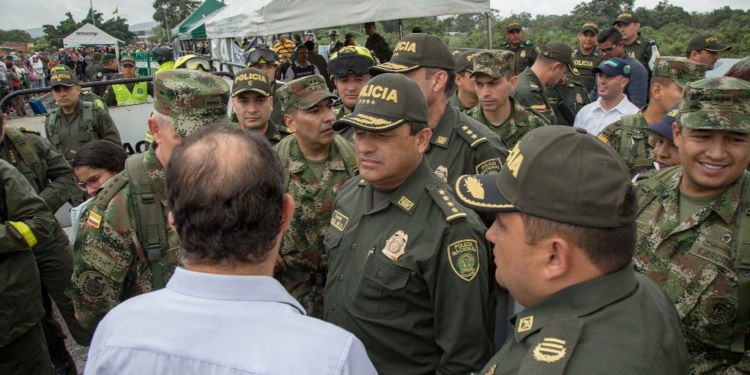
[88,211,102,228]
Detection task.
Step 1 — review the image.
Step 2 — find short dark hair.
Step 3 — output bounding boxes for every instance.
[166,124,286,266]
[598,27,623,45]
[304,40,315,51]
[519,185,637,274]
[408,121,429,135]
[425,67,457,98]
[649,75,675,90]
[71,140,127,173]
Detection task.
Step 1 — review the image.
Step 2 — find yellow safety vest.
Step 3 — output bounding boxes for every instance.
[156,61,175,73]
[112,82,149,105]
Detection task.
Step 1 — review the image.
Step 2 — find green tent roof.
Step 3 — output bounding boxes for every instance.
[178,7,224,40]
[172,0,226,36]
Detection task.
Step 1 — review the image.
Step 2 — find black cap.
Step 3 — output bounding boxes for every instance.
[232,68,272,97]
[369,33,454,75]
[613,12,639,25]
[686,34,732,54]
[581,22,599,34]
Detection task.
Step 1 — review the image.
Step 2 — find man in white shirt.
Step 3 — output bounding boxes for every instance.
[85,125,376,375]
[574,57,639,135]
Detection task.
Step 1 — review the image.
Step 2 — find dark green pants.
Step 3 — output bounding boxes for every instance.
[0,322,54,375]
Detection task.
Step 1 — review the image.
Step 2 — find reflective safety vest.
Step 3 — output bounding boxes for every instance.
[156,61,175,74]
[112,82,148,105]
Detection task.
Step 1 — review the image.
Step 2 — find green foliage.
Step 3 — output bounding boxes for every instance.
[41,9,137,48]
[0,29,34,44]
[152,0,201,31]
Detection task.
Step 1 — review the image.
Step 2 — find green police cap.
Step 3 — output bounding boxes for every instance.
[49,68,79,87]
[454,126,634,228]
[651,57,706,89]
[231,68,272,97]
[455,49,482,74]
[369,33,454,75]
[102,53,116,62]
[507,22,522,32]
[678,77,750,134]
[470,50,517,79]
[541,41,579,75]
[333,73,428,132]
[153,69,231,138]
[581,22,599,34]
[613,12,639,25]
[686,34,731,54]
[276,74,337,111]
[120,56,136,66]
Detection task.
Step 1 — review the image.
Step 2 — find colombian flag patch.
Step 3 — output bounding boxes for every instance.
[88,212,102,228]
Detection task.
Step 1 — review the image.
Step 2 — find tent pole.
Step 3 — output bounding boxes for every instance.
[486,12,492,49]
[398,20,403,39]
[90,0,96,26]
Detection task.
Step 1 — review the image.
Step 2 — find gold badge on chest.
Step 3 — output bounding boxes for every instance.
[383,230,408,261]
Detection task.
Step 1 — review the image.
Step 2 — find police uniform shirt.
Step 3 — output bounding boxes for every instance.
[513,68,557,125]
[478,265,689,375]
[571,48,602,93]
[548,80,591,126]
[264,120,291,145]
[324,158,493,374]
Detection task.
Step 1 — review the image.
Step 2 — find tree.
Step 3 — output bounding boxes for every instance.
[42,12,78,48]
[0,29,34,44]
[41,9,137,48]
[152,0,201,32]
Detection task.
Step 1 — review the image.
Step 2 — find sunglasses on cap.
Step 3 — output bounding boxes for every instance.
[246,49,278,66]
[174,55,211,71]
[328,46,374,77]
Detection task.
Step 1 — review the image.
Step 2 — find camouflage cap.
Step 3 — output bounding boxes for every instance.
[454,126,634,228]
[651,57,706,89]
[455,49,482,74]
[369,33,454,75]
[231,68,271,97]
[120,55,136,66]
[333,73,428,132]
[613,12,639,25]
[678,77,750,134]
[49,68,79,87]
[153,69,231,138]
[541,41,579,75]
[276,74,337,111]
[470,50,517,79]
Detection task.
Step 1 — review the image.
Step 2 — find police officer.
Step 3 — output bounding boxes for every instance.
[571,22,603,92]
[328,29,344,58]
[613,11,660,76]
[513,41,579,125]
[150,46,175,73]
[85,51,104,82]
[456,126,689,375]
[328,45,376,140]
[245,44,286,126]
[93,54,119,97]
[231,67,290,145]
[686,34,732,71]
[70,69,230,336]
[364,22,393,63]
[103,55,154,106]
[452,49,482,112]
[500,22,539,74]
[0,159,56,375]
[467,50,547,148]
[634,77,750,374]
[598,57,706,176]
[548,74,591,125]
[326,73,492,374]
[273,75,357,319]
[370,33,508,185]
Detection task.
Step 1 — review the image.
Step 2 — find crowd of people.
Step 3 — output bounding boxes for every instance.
[1,13,750,375]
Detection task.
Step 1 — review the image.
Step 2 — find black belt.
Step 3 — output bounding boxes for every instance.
[282,269,327,287]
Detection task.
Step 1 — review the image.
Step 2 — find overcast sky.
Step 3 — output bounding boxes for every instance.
[1,0,746,31]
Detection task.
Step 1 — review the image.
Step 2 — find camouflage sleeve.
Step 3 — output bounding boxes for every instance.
[597,119,623,151]
[429,221,492,373]
[71,191,139,333]
[0,163,56,254]
[728,350,750,374]
[95,109,122,145]
[35,136,75,212]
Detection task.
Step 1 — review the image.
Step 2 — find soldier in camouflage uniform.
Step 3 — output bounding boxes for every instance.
[70,69,230,336]
[634,77,750,374]
[326,73,492,374]
[231,67,290,145]
[548,74,591,125]
[499,22,539,74]
[452,49,482,112]
[467,50,547,148]
[598,57,706,176]
[273,75,357,319]
[328,46,376,141]
[571,22,603,93]
[364,22,392,63]
[370,33,508,185]
[613,12,660,76]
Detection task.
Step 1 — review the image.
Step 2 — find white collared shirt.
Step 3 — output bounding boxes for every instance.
[86,267,376,375]
[574,95,640,135]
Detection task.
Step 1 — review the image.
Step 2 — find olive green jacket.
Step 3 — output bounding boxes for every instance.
[513,68,557,125]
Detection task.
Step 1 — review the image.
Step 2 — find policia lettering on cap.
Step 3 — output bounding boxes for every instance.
[457,126,690,374]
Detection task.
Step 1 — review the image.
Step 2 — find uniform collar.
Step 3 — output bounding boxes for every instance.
[661,168,748,225]
[287,137,347,175]
[264,120,284,142]
[511,265,637,343]
[430,103,458,149]
[360,157,432,216]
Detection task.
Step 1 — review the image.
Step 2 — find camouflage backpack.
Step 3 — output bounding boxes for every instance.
[618,114,653,174]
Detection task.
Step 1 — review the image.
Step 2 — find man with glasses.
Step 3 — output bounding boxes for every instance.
[246,44,287,127]
[328,45,375,140]
[103,56,154,107]
[0,113,84,374]
[500,22,538,74]
[591,27,648,109]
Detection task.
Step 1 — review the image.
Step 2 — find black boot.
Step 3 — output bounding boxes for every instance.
[48,343,78,375]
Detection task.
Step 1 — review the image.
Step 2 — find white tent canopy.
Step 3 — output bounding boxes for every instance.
[262,0,491,36]
[63,23,123,47]
[205,0,272,39]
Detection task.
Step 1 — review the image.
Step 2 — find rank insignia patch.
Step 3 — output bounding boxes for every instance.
[518,316,534,332]
[448,239,479,281]
[383,230,408,261]
[533,337,567,363]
